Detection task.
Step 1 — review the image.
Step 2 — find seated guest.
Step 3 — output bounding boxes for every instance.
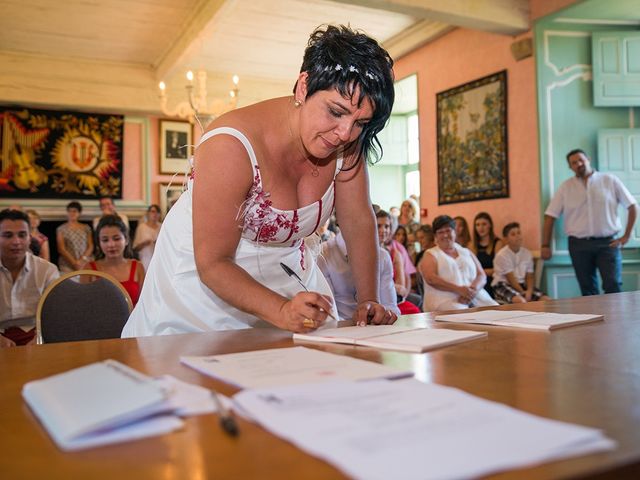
[398,198,420,234]
[132,204,162,271]
[57,201,93,273]
[0,209,59,346]
[26,209,50,262]
[471,212,503,297]
[420,215,497,312]
[89,215,145,306]
[377,210,420,314]
[454,216,471,248]
[318,231,399,320]
[492,222,550,304]
[92,196,130,230]
[414,224,435,266]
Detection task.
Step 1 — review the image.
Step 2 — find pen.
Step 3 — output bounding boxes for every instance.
[210,389,239,437]
[279,262,337,322]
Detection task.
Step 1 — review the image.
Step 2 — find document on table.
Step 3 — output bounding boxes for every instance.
[294,325,487,352]
[435,309,604,330]
[181,346,413,389]
[234,379,615,480]
[23,360,220,451]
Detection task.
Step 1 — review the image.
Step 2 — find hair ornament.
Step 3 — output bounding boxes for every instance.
[334,64,343,71]
[348,65,358,73]
[365,71,376,80]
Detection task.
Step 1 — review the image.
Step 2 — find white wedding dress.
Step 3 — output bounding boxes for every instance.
[122,127,339,337]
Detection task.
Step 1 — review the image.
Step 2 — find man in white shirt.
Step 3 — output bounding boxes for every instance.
[542,149,637,295]
[1,209,59,346]
[317,231,400,321]
[92,197,130,230]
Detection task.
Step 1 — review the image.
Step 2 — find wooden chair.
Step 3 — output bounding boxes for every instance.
[36,270,133,344]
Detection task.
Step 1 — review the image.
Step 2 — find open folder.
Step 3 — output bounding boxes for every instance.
[22,360,183,451]
[293,325,487,352]
[435,310,604,330]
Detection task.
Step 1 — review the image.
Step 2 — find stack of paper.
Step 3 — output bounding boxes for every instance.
[234,379,616,480]
[181,346,413,388]
[436,309,603,330]
[293,325,487,352]
[22,360,213,451]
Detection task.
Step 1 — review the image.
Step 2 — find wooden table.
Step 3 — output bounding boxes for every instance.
[2,292,640,479]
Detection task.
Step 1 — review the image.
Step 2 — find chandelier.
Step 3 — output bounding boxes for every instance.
[158,70,239,125]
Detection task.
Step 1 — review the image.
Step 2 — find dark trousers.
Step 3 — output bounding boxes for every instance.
[568,236,621,296]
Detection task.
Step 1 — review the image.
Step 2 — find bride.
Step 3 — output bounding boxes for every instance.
[122,25,397,337]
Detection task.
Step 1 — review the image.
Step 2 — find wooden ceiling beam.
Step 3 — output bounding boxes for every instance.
[329,0,530,36]
[154,0,233,81]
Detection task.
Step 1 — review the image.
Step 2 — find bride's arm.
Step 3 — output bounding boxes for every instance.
[192,133,331,332]
[335,158,395,325]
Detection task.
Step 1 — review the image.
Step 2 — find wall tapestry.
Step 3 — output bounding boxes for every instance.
[0,107,124,199]
[436,70,509,204]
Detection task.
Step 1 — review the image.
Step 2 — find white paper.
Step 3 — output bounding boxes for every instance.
[60,415,183,451]
[435,309,538,323]
[436,310,603,330]
[234,379,615,480]
[294,325,421,343]
[355,328,487,352]
[181,346,413,389]
[154,375,217,416]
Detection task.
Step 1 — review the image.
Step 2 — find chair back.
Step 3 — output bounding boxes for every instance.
[36,270,133,344]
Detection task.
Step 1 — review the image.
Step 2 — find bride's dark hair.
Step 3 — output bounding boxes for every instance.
[295,24,395,167]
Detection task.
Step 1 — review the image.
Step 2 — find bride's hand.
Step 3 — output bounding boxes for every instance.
[277,292,333,333]
[353,301,397,326]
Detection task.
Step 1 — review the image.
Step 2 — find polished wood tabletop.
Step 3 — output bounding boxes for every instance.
[2,292,640,479]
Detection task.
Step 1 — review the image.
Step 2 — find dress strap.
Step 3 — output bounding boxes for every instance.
[128,260,137,282]
[89,261,98,271]
[197,127,259,173]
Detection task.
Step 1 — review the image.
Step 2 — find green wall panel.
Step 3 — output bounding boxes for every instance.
[536,16,640,298]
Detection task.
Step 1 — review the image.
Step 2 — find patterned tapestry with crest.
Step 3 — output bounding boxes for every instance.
[0,107,124,199]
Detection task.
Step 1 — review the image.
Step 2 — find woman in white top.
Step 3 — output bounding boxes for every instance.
[122,25,398,337]
[132,204,161,270]
[419,215,497,312]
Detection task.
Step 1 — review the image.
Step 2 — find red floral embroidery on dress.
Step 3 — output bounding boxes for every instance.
[299,240,306,270]
[241,166,301,244]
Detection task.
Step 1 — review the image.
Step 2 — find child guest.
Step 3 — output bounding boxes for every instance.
[492,222,550,304]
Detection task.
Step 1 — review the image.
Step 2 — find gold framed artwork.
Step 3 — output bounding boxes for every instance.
[436,70,509,204]
[158,182,184,216]
[159,120,192,175]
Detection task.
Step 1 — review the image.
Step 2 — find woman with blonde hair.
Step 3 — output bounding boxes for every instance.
[398,198,420,234]
[133,204,162,271]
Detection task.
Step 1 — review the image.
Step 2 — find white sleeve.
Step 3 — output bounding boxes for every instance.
[378,249,400,315]
[524,249,535,273]
[493,249,513,276]
[316,251,334,292]
[611,175,637,209]
[544,183,566,218]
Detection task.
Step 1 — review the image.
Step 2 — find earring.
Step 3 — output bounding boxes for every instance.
[294,99,302,107]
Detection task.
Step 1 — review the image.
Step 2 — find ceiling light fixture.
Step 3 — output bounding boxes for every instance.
[159,70,239,125]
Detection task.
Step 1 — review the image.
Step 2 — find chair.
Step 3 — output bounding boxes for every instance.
[36,270,133,344]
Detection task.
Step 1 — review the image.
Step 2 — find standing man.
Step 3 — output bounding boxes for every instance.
[92,196,129,230]
[1,209,59,346]
[541,149,637,295]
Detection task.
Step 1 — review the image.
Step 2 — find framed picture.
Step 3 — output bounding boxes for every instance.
[158,183,184,216]
[436,70,509,205]
[159,120,192,174]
